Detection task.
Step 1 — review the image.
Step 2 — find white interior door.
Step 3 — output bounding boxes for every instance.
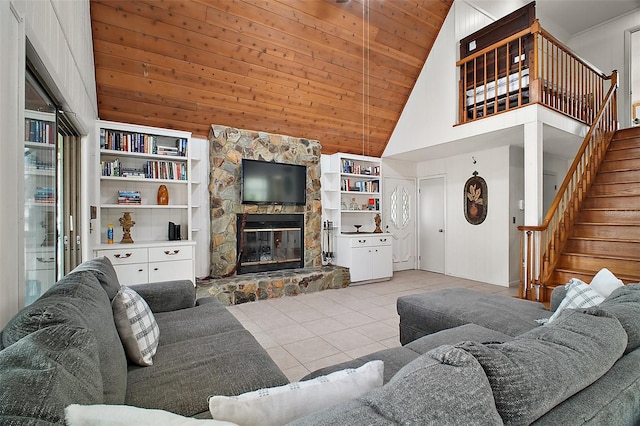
[384,177,416,271]
[543,171,557,216]
[419,176,445,273]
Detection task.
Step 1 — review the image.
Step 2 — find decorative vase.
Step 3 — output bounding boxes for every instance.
[157,184,169,205]
[119,212,135,243]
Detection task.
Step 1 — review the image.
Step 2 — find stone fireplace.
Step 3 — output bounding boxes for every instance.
[237,213,304,274]
[208,125,322,277]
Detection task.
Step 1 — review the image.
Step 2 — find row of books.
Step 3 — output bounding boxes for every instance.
[341,179,380,193]
[101,159,187,181]
[341,160,380,176]
[118,190,141,205]
[34,187,54,203]
[100,129,188,157]
[25,119,55,145]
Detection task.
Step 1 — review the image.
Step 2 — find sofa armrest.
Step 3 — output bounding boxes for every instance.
[133,280,195,313]
[195,296,218,306]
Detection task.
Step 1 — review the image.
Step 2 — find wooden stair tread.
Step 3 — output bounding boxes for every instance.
[568,236,640,244]
[551,267,640,282]
[576,221,640,227]
[562,251,640,262]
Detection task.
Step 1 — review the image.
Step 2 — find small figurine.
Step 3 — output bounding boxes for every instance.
[119,212,136,243]
[373,213,383,233]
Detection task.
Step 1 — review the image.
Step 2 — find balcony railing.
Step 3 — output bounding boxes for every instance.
[458,20,614,125]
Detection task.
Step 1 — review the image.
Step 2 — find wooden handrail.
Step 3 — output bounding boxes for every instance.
[517,71,618,301]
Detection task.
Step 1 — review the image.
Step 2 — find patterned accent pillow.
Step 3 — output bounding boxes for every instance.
[209,360,383,425]
[112,286,160,366]
[547,279,605,323]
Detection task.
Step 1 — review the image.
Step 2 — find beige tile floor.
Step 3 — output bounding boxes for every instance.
[226,269,519,382]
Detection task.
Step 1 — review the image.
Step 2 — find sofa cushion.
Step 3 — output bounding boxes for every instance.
[458,309,627,425]
[0,325,103,424]
[531,346,640,426]
[1,270,127,404]
[290,345,503,425]
[126,329,289,417]
[209,360,383,426]
[590,283,640,354]
[397,288,548,344]
[405,323,513,354]
[547,279,605,323]
[154,299,245,347]
[112,286,160,366]
[133,280,196,313]
[68,256,121,300]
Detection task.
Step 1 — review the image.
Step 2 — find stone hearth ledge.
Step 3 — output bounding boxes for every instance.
[195,266,350,305]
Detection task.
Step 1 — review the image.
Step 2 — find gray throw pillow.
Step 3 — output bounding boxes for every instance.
[0,325,103,423]
[1,271,127,404]
[457,309,627,426]
[589,283,640,354]
[291,345,503,425]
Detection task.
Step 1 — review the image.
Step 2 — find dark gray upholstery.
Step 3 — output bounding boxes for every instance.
[133,280,196,313]
[0,325,103,424]
[1,270,127,405]
[292,345,503,425]
[591,283,640,353]
[397,288,550,344]
[126,329,289,417]
[458,309,627,425]
[154,301,245,346]
[67,256,121,300]
[532,347,640,425]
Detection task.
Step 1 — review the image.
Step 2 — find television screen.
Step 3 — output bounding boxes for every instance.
[241,159,307,205]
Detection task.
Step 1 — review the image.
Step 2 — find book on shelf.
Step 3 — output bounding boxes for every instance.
[341,160,379,176]
[34,187,54,203]
[25,118,55,145]
[100,129,188,157]
[117,190,141,205]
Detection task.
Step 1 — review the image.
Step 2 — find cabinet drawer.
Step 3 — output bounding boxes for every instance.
[97,248,148,265]
[347,235,392,247]
[148,259,193,283]
[113,263,149,286]
[148,246,192,262]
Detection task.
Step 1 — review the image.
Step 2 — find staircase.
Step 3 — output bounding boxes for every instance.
[549,127,640,289]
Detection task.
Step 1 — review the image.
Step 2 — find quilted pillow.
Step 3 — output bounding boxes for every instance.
[210,360,383,426]
[0,325,103,423]
[112,286,160,366]
[547,278,605,323]
[458,309,627,425]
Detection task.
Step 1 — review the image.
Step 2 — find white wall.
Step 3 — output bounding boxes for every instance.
[417,145,513,286]
[0,0,97,327]
[567,9,640,128]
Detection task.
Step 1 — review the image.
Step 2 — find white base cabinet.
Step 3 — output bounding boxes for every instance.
[95,241,195,286]
[336,234,392,283]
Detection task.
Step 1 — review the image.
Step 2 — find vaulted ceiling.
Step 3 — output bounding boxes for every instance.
[90,0,453,157]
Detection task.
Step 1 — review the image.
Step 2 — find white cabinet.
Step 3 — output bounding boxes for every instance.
[336,234,392,283]
[93,120,196,285]
[96,242,195,286]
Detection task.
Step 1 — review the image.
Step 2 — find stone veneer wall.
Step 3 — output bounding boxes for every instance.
[208,125,322,277]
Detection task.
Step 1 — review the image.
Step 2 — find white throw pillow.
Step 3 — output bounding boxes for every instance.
[589,267,624,298]
[209,360,384,426]
[112,286,160,366]
[65,404,237,426]
[547,279,605,323]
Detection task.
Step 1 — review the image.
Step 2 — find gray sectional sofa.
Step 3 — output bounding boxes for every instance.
[299,285,640,425]
[0,257,288,424]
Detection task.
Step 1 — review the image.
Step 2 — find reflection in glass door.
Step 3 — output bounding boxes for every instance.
[24,71,57,305]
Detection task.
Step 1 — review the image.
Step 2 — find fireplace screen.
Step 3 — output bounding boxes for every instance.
[237,214,304,274]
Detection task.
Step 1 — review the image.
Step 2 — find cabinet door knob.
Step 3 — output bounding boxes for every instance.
[138,269,144,272]
[358,239,366,243]
[379,238,387,242]
[36,257,55,263]
[164,250,180,255]
[154,267,159,271]
[114,253,132,259]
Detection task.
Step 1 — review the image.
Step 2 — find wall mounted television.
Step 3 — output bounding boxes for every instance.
[241,159,307,205]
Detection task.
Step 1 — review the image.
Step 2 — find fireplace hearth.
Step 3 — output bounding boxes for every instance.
[237,214,304,274]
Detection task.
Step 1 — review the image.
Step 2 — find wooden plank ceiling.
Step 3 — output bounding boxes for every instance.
[91,0,452,157]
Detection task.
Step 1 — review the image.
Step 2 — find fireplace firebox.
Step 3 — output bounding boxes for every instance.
[236,214,304,274]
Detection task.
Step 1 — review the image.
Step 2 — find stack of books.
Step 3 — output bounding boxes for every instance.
[118,190,142,205]
[34,187,54,203]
